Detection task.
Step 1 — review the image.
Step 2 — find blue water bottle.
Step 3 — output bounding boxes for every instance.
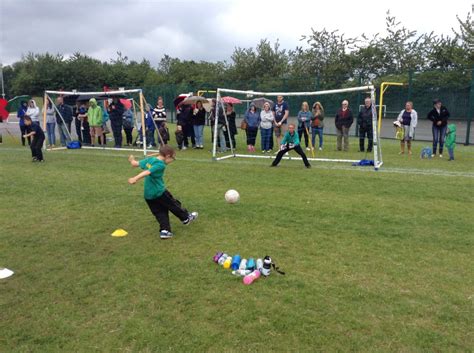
[231,254,241,270]
[247,258,256,271]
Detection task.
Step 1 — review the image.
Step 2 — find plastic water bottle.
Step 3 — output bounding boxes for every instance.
[232,269,251,276]
[231,255,241,270]
[247,258,256,271]
[213,252,223,263]
[243,269,261,285]
[256,258,263,272]
[218,253,228,266]
[223,256,232,269]
[239,259,247,271]
[261,256,272,276]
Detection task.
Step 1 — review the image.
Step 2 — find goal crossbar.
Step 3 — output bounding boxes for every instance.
[212,85,383,170]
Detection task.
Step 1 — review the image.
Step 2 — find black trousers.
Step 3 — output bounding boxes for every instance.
[75,118,82,142]
[20,125,31,146]
[183,124,195,147]
[359,127,373,152]
[111,122,123,147]
[145,190,189,232]
[124,127,133,145]
[246,127,258,145]
[31,136,45,161]
[297,125,309,148]
[272,144,311,167]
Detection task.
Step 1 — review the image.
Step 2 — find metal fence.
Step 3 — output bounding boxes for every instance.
[139,68,474,145]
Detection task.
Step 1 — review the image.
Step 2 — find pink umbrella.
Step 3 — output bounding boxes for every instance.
[120,99,132,110]
[222,96,242,104]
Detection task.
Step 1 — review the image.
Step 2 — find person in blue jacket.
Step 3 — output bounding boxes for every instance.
[17,100,29,146]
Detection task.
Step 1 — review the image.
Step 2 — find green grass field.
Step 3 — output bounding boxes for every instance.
[0,132,473,352]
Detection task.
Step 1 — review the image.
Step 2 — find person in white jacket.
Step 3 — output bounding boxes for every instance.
[260,102,274,153]
[26,99,40,124]
[397,101,418,155]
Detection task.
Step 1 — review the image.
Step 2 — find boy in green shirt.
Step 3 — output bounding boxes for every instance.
[271,123,311,168]
[128,145,198,239]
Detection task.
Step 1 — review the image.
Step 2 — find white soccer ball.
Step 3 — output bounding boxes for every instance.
[225,189,240,204]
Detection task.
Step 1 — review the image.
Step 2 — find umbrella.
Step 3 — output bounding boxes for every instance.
[173,94,191,108]
[221,96,242,104]
[120,98,132,110]
[181,95,209,106]
[251,97,274,109]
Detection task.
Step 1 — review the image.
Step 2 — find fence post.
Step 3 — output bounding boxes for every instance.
[407,70,413,101]
[465,66,474,146]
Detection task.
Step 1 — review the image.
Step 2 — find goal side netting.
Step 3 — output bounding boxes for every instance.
[212,85,383,170]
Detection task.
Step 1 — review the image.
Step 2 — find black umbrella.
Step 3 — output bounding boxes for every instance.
[251,97,274,109]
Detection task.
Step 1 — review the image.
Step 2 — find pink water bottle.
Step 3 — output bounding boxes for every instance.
[243,269,261,285]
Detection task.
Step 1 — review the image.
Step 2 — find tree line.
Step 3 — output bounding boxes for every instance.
[2,12,473,98]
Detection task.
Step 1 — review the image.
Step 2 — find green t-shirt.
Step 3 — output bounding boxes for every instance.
[139,157,166,200]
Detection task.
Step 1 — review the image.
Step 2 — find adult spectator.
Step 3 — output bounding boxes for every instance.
[335,100,354,151]
[396,101,418,155]
[273,95,289,146]
[26,99,40,124]
[123,108,134,147]
[17,100,29,146]
[152,96,167,141]
[87,98,103,147]
[55,96,73,146]
[225,103,237,149]
[260,102,274,153]
[73,101,83,143]
[43,100,56,147]
[297,101,312,151]
[192,101,206,149]
[357,97,374,153]
[427,99,450,158]
[311,101,324,151]
[108,97,125,148]
[244,104,260,152]
[177,104,194,149]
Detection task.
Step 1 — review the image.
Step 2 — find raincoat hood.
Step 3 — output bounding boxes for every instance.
[89,98,98,107]
[447,123,456,133]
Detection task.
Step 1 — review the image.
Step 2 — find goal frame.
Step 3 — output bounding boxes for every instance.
[43,88,149,155]
[212,85,383,170]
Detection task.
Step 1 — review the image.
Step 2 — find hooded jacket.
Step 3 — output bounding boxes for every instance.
[445,123,456,149]
[17,102,28,126]
[427,106,450,127]
[108,100,125,125]
[87,98,103,127]
[26,101,40,122]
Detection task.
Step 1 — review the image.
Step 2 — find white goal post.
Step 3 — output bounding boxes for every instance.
[212,85,383,170]
[43,88,151,155]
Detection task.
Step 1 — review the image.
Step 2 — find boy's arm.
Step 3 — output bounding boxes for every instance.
[128,155,139,167]
[128,170,151,185]
[23,131,36,138]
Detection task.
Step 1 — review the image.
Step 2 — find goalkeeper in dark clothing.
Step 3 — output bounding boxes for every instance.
[357,97,374,152]
[271,123,311,168]
[108,98,125,148]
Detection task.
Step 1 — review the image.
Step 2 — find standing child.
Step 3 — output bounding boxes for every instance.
[23,116,45,162]
[128,146,198,239]
[175,125,184,149]
[445,123,456,161]
[271,123,311,168]
[158,122,170,146]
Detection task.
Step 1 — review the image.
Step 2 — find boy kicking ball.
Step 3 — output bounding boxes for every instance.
[128,145,198,239]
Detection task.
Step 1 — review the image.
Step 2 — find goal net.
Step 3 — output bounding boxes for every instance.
[43,88,159,156]
[212,85,383,170]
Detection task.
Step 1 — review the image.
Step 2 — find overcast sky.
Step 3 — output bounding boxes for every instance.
[0,0,471,66]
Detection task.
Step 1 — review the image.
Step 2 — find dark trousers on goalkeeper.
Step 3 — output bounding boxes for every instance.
[271,143,311,168]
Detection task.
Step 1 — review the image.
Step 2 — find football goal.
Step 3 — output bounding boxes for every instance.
[43,88,157,156]
[212,85,383,170]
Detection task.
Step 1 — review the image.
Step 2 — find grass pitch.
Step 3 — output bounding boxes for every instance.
[0,132,473,352]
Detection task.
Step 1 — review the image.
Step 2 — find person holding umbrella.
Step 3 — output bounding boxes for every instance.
[225,103,237,149]
[244,104,260,152]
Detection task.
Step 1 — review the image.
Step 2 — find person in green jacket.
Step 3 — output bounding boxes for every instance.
[271,123,311,168]
[87,98,103,147]
[445,123,456,161]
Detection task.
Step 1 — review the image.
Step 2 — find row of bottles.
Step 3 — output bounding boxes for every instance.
[213,252,273,285]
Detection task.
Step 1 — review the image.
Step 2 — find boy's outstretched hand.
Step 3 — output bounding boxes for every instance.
[128,177,137,185]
